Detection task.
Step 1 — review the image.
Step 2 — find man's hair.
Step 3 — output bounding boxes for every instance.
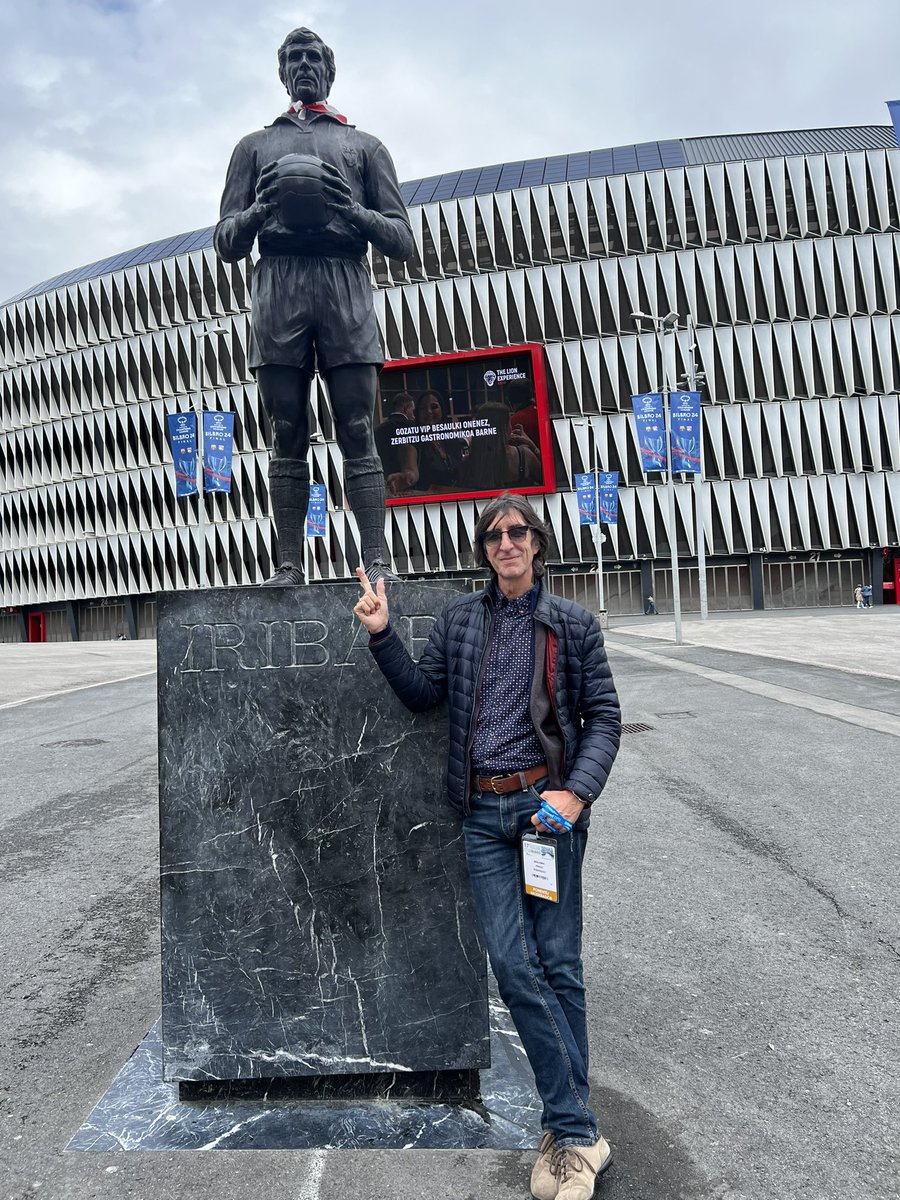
[391,392,415,414]
[473,492,550,579]
[503,380,535,411]
[277,28,336,95]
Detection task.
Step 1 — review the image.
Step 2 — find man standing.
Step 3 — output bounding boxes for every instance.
[374,392,416,486]
[354,493,621,1199]
[215,27,414,584]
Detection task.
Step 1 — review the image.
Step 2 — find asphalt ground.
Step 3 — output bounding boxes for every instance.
[1,609,898,1200]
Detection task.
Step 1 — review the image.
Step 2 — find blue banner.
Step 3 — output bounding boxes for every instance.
[598,471,619,525]
[202,411,235,492]
[630,393,666,470]
[574,473,597,525]
[669,391,702,474]
[166,412,198,497]
[887,100,900,147]
[306,483,326,538]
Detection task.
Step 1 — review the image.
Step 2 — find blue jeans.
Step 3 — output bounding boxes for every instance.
[464,780,596,1146]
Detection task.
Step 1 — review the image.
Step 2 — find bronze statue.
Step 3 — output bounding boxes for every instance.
[214,28,414,584]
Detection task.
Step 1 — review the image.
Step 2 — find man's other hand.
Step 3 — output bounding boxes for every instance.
[532,790,585,833]
[354,567,389,634]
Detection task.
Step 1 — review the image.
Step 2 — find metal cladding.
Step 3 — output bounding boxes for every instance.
[2,127,900,608]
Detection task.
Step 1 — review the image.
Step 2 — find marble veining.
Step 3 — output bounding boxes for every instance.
[158,584,490,1084]
[67,988,542,1152]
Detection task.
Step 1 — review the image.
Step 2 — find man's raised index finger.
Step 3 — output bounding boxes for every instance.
[355,566,375,595]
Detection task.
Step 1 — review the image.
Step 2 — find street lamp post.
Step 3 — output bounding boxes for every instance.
[193,324,230,590]
[632,310,683,645]
[684,314,709,621]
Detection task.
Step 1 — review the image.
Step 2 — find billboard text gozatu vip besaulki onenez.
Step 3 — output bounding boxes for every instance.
[375,344,556,505]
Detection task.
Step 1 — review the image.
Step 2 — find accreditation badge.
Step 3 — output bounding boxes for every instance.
[521,834,559,903]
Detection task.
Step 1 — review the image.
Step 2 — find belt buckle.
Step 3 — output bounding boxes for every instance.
[489,774,507,795]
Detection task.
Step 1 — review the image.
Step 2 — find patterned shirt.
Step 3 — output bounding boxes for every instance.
[470,584,545,774]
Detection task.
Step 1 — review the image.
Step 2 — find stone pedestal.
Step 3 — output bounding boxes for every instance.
[157,583,489,1086]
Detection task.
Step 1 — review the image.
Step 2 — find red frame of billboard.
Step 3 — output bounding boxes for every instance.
[381,342,555,506]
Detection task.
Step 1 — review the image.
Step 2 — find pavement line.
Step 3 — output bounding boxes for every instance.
[608,638,900,740]
[0,670,156,711]
[295,1148,327,1200]
[612,628,900,683]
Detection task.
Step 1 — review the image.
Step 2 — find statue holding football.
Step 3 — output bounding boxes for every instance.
[214,27,414,586]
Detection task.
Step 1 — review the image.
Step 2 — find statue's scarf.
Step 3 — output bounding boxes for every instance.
[286,101,348,124]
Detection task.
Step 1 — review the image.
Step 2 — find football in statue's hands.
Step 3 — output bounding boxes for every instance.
[271,154,332,230]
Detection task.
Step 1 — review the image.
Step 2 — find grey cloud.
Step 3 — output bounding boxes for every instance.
[1,0,899,300]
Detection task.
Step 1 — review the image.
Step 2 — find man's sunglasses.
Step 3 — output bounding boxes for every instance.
[482,524,532,547]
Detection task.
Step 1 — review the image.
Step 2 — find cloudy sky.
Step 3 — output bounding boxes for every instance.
[2,0,899,302]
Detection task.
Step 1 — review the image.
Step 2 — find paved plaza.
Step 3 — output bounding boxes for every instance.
[1,607,898,1199]
[611,606,900,680]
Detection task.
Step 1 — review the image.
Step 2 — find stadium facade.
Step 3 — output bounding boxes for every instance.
[2,124,900,642]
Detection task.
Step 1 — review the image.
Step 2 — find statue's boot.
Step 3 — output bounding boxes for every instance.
[343,456,399,582]
[262,458,309,585]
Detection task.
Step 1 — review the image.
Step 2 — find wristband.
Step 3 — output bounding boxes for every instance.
[537,801,573,834]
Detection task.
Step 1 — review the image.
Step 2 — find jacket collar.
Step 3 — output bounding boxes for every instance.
[481,578,544,611]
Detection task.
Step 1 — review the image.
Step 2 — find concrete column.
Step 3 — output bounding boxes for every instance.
[750,554,765,610]
[16,610,27,642]
[124,596,139,640]
[65,601,80,642]
[639,560,655,612]
[870,548,884,606]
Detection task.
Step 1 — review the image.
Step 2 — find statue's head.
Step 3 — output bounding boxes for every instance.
[277,28,336,104]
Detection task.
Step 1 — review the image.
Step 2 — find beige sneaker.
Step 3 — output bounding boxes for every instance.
[552,1135,613,1200]
[530,1131,558,1200]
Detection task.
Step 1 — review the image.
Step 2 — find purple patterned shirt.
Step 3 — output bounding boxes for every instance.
[470,584,545,774]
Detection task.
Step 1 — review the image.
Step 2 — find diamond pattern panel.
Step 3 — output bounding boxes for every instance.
[2,148,900,606]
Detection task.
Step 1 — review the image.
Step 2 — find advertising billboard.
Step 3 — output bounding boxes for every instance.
[376,344,555,506]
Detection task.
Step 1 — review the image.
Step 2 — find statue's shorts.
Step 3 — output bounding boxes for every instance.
[248,254,384,374]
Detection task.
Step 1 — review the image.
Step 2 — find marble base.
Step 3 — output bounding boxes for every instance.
[157,584,489,1085]
[177,1068,479,1103]
[67,994,541,1152]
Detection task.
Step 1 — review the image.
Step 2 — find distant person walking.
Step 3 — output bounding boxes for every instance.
[645,594,658,616]
[862,583,873,608]
[854,584,863,609]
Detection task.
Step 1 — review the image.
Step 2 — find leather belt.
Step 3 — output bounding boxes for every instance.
[473,764,548,795]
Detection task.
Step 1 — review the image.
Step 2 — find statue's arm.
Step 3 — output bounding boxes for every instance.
[213,142,272,263]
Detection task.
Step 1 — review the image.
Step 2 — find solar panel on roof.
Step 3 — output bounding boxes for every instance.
[659,140,687,166]
[475,165,503,194]
[452,169,482,198]
[432,172,462,201]
[589,150,614,175]
[411,177,442,204]
[116,246,151,270]
[184,228,214,251]
[635,143,663,169]
[566,153,591,181]
[612,145,639,173]
[520,160,545,186]
[162,233,195,257]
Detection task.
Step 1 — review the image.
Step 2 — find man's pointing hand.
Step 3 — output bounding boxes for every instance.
[353,567,389,634]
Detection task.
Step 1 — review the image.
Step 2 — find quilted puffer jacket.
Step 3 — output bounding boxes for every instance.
[369,583,621,815]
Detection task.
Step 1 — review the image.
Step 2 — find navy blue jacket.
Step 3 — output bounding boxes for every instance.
[369,583,621,815]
